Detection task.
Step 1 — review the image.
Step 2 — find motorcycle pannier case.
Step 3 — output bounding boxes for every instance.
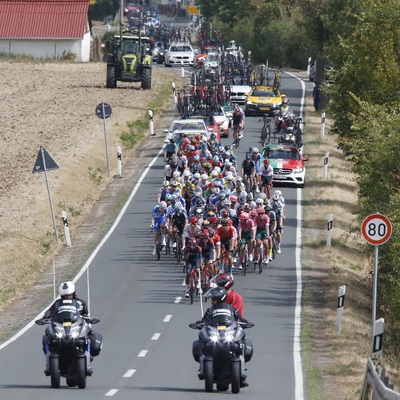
[90,332,103,357]
[192,340,201,362]
[244,339,253,362]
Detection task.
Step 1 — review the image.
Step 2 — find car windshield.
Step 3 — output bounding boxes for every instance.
[252,90,277,97]
[171,122,205,132]
[170,46,192,52]
[207,54,218,62]
[262,148,300,160]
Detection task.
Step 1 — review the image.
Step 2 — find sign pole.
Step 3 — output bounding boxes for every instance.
[102,102,111,178]
[371,245,379,344]
[41,147,58,241]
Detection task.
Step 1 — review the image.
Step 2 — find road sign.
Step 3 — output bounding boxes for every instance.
[361,213,392,245]
[96,102,112,119]
[32,146,59,173]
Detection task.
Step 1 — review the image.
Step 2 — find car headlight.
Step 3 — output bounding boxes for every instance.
[246,101,253,105]
[293,167,304,173]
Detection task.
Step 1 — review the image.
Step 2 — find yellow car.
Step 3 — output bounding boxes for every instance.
[245,86,285,116]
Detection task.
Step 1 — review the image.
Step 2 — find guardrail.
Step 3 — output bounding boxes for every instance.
[360,358,400,400]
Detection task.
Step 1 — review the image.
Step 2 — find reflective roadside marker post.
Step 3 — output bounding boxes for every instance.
[95,102,112,178]
[372,318,384,359]
[61,211,72,247]
[117,146,122,178]
[323,152,329,180]
[321,112,326,136]
[181,61,185,78]
[307,56,311,75]
[361,213,392,351]
[149,110,155,136]
[327,213,333,247]
[335,285,346,334]
[172,82,177,104]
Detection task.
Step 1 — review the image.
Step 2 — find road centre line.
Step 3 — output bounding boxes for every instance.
[138,350,148,357]
[163,314,172,322]
[174,297,182,303]
[123,369,136,378]
[151,333,161,340]
[105,388,119,396]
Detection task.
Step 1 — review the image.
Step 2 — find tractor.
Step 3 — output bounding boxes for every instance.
[106,28,152,90]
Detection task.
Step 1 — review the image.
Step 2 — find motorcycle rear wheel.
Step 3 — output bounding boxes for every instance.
[76,357,87,389]
[204,360,213,393]
[66,378,77,387]
[49,357,60,388]
[231,361,241,394]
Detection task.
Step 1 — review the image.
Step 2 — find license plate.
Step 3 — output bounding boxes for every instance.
[63,321,72,327]
[217,325,226,330]
[260,107,270,111]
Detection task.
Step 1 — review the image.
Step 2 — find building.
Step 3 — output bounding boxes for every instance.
[0,0,91,62]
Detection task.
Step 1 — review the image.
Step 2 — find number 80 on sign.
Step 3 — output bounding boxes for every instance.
[361,214,392,246]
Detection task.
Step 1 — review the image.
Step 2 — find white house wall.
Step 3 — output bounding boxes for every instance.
[0,37,91,62]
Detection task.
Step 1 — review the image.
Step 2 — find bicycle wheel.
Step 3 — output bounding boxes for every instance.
[258,248,264,274]
[157,236,161,261]
[176,236,182,265]
[242,246,248,276]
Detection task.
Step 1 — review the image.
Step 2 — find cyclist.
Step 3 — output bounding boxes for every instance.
[260,159,274,199]
[272,189,285,222]
[254,206,270,264]
[163,161,179,182]
[183,216,201,245]
[169,202,187,251]
[176,150,188,173]
[271,199,284,254]
[265,205,277,261]
[231,104,243,145]
[237,212,256,268]
[217,217,236,272]
[250,147,262,193]
[241,154,256,193]
[184,237,203,297]
[198,230,216,286]
[164,138,178,163]
[157,180,170,203]
[151,201,169,255]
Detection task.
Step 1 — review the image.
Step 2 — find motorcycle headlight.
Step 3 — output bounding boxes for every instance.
[55,331,64,338]
[210,333,219,343]
[225,333,235,342]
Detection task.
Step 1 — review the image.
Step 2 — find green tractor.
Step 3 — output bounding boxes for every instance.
[106,29,152,90]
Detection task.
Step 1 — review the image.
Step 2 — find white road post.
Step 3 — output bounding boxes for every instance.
[335,285,346,334]
[323,151,329,180]
[181,61,185,78]
[172,82,177,104]
[149,110,155,136]
[327,213,333,247]
[307,56,312,75]
[117,146,122,177]
[61,211,72,247]
[372,318,384,359]
[321,112,326,136]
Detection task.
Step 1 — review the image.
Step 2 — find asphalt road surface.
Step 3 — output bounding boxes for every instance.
[0,71,308,399]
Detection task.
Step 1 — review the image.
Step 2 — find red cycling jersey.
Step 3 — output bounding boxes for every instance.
[226,290,244,317]
[217,226,236,243]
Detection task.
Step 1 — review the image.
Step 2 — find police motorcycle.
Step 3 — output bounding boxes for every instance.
[35,299,102,389]
[278,115,303,148]
[189,314,254,393]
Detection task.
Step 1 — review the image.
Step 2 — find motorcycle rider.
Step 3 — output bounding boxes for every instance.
[202,287,249,387]
[214,273,244,317]
[42,281,92,375]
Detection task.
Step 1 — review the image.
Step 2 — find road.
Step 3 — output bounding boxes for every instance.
[0,71,307,399]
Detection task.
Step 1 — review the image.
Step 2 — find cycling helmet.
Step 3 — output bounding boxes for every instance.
[177,150,183,156]
[213,155,220,163]
[183,169,191,177]
[221,217,229,225]
[174,202,183,210]
[188,145,195,151]
[245,154,251,160]
[250,209,258,218]
[222,198,231,206]
[225,159,232,167]
[59,281,76,297]
[214,166,221,174]
[225,173,234,181]
[240,212,249,220]
[206,286,227,302]
[165,193,173,201]
[274,190,282,197]
[224,145,231,151]
[247,193,253,201]
[172,192,181,199]
[193,173,201,180]
[190,216,198,225]
[220,209,228,218]
[195,208,203,217]
[202,219,210,227]
[215,273,234,290]
[193,155,200,162]
[259,192,267,200]
[159,201,167,209]
[257,206,265,214]
[170,180,179,187]
[229,209,237,218]
[273,192,280,200]
[229,195,238,203]
[163,180,170,187]
[183,137,191,145]
[252,147,259,153]
[189,237,197,246]
[211,170,219,178]
[173,171,180,178]
[263,159,270,165]
[195,230,203,239]
[256,198,264,205]
[201,173,208,180]
[208,182,215,188]
[282,97,289,105]
[202,230,209,239]
[209,217,219,225]
[170,161,178,168]
[194,189,203,198]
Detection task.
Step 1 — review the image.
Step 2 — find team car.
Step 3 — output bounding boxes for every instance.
[245,85,286,116]
[164,43,195,67]
[229,85,252,105]
[261,144,309,187]
[163,119,211,144]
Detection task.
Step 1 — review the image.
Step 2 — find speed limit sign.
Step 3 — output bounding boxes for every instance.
[361,214,392,245]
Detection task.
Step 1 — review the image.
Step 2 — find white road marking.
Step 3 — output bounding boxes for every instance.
[175,297,182,303]
[151,333,161,340]
[105,388,119,396]
[138,350,148,357]
[163,314,172,322]
[123,369,136,378]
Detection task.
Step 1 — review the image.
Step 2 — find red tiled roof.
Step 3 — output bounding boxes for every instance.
[0,0,89,39]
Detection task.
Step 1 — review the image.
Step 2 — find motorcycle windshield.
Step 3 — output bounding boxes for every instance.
[207,315,235,328]
[53,299,81,323]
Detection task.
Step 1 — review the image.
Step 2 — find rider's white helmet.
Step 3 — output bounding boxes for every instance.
[59,281,75,297]
[159,201,167,209]
[274,190,282,197]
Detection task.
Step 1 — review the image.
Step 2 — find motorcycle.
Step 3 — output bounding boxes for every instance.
[35,299,102,389]
[279,117,303,148]
[189,315,254,393]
